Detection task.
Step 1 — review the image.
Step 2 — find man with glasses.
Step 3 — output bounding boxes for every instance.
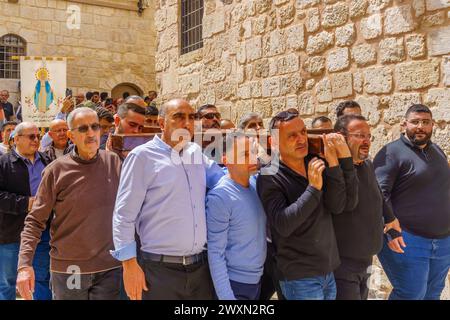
[196,104,222,162]
[43,119,73,161]
[198,104,221,130]
[16,108,123,300]
[332,114,397,300]
[39,96,75,152]
[257,110,357,300]
[374,104,450,300]
[0,122,52,300]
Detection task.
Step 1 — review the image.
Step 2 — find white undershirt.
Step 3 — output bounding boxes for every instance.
[54,148,65,159]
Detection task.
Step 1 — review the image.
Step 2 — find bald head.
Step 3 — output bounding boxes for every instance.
[49,119,69,149]
[49,119,67,131]
[158,99,195,149]
[159,99,193,118]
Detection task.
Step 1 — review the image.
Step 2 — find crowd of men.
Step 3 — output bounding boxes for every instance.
[0,90,448,301]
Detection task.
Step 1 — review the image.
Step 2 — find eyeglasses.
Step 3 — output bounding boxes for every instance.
[51,128,68,134]
[18,134,41,141]
[201,112,221,120]
[407,119,432,127]
[269,110,299,129]
[347,133,372,140]
[72,123,101,133]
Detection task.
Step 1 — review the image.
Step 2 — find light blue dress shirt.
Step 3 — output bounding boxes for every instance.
[111,135,224,261]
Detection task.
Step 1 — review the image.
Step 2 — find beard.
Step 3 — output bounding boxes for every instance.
[406,129,432,146]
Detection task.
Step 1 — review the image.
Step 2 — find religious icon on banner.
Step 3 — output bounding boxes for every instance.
[20,57,67,127]
[34,67,54,112]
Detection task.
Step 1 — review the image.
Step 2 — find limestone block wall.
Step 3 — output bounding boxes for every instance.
[0,0,156,104]
[155,0,450,156]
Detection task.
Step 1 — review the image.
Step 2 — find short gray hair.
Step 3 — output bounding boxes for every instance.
[67,107,98,130]
[238,112,263,130]
[15,122,38,136]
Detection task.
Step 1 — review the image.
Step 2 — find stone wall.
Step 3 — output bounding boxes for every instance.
[155,0,450,156]
[0,0,156,105]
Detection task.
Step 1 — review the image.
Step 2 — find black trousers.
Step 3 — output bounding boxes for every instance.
[259,241,285,300]
[50,268,122,300]
[139,255,215,300]
[334,258,372,300]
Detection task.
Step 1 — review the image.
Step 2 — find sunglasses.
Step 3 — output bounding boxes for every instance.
[18,134,41,141]
[269,110,299,129]
[72,123,101,133]
[201,112,221,120]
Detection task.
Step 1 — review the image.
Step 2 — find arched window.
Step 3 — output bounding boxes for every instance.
[0,34,26,79]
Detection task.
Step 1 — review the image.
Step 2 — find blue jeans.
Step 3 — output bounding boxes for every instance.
[279,272,337,300]
[0,230,52,300]
[378,230,450,300]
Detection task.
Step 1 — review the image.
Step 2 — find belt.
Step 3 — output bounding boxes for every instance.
[140,251,207,266]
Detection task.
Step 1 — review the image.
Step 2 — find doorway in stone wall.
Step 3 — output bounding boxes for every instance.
[111,83,143,99]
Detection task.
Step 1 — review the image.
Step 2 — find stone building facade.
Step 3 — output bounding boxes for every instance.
[155,0,450,156]
[0,0,156,107]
